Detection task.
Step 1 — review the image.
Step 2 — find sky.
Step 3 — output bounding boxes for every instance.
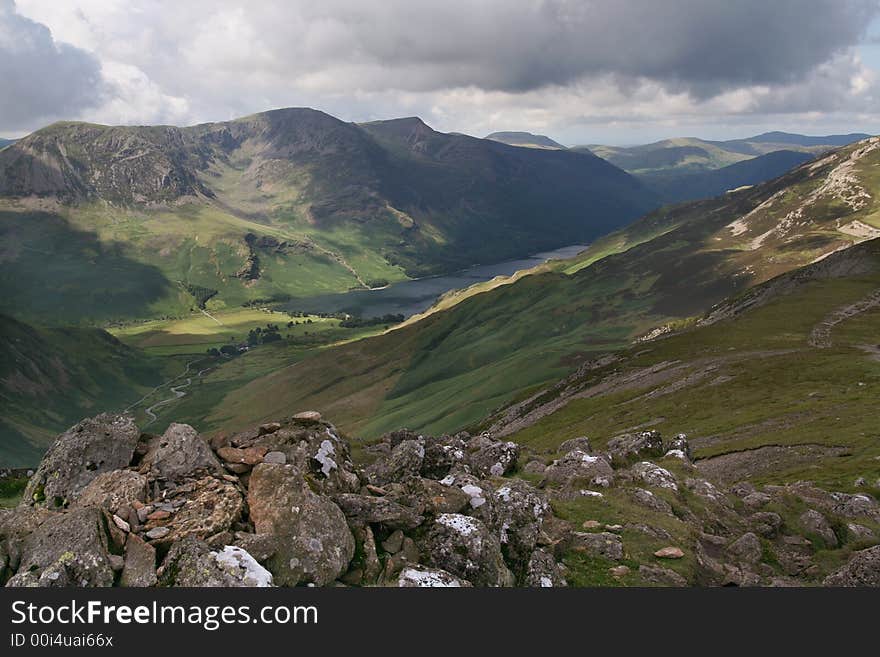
[2,0,880,145]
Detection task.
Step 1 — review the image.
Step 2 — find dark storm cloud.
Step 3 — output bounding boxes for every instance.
[326,0,879,94]
[0,0,104,132]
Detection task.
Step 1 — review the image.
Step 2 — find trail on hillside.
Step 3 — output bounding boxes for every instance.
[808,287,880,347]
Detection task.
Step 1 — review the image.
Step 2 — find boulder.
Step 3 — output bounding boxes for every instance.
[558,436,592,454]
[543,450,614,489]
[522,460,547,475]
[397,566,472,587]
[823,545,880,586]
[421,436,468,479]
[631,488,673,514]
[364,439,424,487]
[468,439,519,478]
[248,463,354,586]
[423,513,514,587]
[654,546,685,559]
[120,533,157,587]
[158,537,272,587]
[727,532,762,564]
[665,433,692,460]
[750,512,783,538]
[799,509,838,548]
[491,480,551,576]
[333,493,424,530]
[639,565,688,586]
[631,461,678,491]
[23,414,140,507]
[523,548,567,587]
[76,470,148,515]
[6,507,113,587]
[140,423,222,481]
[606,431,664,467]
[145,476,244,545]
[570,532,624,561]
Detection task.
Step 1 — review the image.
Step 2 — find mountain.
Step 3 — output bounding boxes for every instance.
[585,132,869,175]
[0,138,14,149]
[0,109,656,324]
[638,149,815,204]
[485,131,566,149]
[184,137,880,440]
[0,314,169,465]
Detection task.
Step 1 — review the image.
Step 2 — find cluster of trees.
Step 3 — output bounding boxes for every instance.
[339,313,404,328]
[247,324,282,345]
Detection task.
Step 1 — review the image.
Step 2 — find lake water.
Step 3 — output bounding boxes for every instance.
[284,243,588,318]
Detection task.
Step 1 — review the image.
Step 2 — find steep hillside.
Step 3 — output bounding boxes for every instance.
[639,150,814,204]
[0,109,655,324]
[0,315,170,466]
[586,132,869,175]
[485,131,566,149]
[482,237,880,492]
[188,138,880,440]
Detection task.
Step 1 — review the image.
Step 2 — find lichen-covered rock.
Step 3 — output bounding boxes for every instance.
[392,477,471,515]
[333,493,423,530]
[248,463,354,586]
[23,414,140,507]
[76,470,148,515]
[158,537,272,587]
[631,461,679,491]
[569,532,624,561]
[120,533,156,587]
[364,439,424,487]
[665,433,692,460]
[727,532,762,564]
[823,545,880,586]
[606,431,664,467]
[6,507,113,587]
[140,423,222,481]
[421,435,468,479]
[799,509,838,548]
[146,476,244,545]
[491,480,551,576]
[750,512,783,538]
[397,566,472,587]
[543,450,614,488]
[469,439,519,478]
[423,513,514,587]
[558,436,592,455]
[631,487,673,514]
[524,548,567,587]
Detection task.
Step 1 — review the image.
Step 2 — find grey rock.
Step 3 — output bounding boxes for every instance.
[631,461,678,490]
[522,460,547,475]
[248,463,354,586]
[727,532,763,564]
[158,537,272,587]
[469,439,519,478]
[569,531,624,561]
[421,435,467,479]
[146,527,170,540]
[140,423,222,481]
[543,450,614,488]
[333,493,424,530]
[750,512,783,538]
[631,487,673,514]
[6,507,113,587]
[364,439,424,487]
[23,414,140,507]
[524,548,567,587]
[76,470,148,514]
[423,513,514,587]
[639,565,688,587]
[823,545,880,586]
[381,529,405,554]
[396,566,472,587]
[606,431,664,466]
[799,509,838,548]
[742,492,772,510]
[558,436,592,454]
[491,479,551,576]
[120,533,157,587]
[262,451,286,464]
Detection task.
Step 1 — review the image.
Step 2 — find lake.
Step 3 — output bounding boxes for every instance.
[283,243,589,319]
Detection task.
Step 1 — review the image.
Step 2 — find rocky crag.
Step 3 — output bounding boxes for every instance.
[1,413,877,587]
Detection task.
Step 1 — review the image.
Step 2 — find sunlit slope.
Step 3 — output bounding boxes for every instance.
[196,138,879,439]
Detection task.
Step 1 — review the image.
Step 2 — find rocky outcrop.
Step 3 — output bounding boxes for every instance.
[4,416,878,588]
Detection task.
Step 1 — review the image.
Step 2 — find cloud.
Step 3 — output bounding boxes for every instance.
[0,0,105,132]
[6,0,880,140]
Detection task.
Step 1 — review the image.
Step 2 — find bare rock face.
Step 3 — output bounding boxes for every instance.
[490,480,551,578]
[23,414,140,507]
[823,545,880,586]
[120,534,157,587]
[422,513,514,587]
[6,507,114,587]
[76,470,148,515]
[140,423,223,481]
[248,463,354,586]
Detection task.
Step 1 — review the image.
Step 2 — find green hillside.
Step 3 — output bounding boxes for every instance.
[0,110,655,325]
[0,314,172,466]
[186,138,880,440]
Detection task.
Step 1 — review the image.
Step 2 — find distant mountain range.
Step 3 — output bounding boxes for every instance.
[0,109,656,324]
